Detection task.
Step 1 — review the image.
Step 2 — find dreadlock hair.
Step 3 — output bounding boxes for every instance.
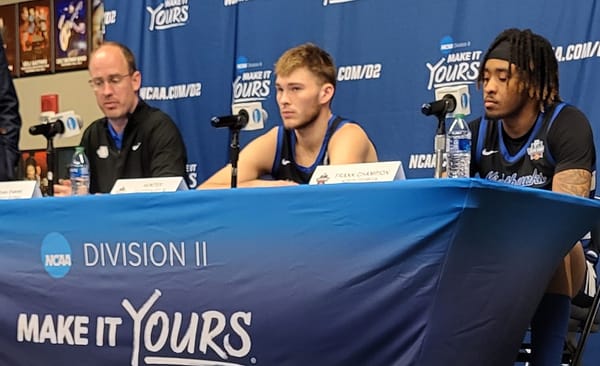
[477,28,561,110]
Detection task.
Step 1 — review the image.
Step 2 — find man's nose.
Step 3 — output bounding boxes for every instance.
[484,80,497,94]
[278,90,289,104]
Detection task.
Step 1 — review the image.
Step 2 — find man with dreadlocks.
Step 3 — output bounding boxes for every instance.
[469,28,597,365]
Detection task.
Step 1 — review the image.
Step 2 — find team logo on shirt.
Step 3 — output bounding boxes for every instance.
[97,145,109,159]
[527,139,545,161]
[482,148,498,156]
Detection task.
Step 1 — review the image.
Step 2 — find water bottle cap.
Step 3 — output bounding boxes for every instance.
[455,113,465,119]
[75,146,85,152]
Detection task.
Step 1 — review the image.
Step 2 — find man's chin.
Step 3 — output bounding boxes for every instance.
[484,110,502,121]
[282,119,303,130]
[104,110,125,120]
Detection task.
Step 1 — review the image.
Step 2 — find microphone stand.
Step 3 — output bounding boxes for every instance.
[31,121,64,196]
[229,127,242,188]
[422,97,456,178]
[431,101,451,179]
[43,133,59,196]
[210,111,249,188]
[434,113,447,179]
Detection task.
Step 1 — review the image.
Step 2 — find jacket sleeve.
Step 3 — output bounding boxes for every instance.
[0,33,22,181]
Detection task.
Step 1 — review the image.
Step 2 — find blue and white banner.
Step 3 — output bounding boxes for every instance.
[102,0,600,187]
[1,179,600,365]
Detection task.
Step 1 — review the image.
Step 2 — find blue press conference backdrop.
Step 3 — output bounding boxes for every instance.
[103,0,600,187]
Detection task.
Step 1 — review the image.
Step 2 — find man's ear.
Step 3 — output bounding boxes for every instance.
[131,70,142,92]
[320,83,334,104]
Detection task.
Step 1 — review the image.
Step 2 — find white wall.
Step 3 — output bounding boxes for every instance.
[13,70,102,150]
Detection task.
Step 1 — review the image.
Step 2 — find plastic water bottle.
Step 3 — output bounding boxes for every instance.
[70,146,90,195]
[446,114,471,178]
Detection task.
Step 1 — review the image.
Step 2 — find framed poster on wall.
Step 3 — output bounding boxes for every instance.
[54,0,88,71]
[91,0,103,51]
[18,0,52,76]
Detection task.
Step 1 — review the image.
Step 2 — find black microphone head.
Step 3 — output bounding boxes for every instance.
[29,121,65,137]
[211,110,249,129]
[237,109,249,128]
[421,103,434,116]
[28,123,51,136]
[421,94,458,117]
[28,125,37,134]
[443,94,457,113]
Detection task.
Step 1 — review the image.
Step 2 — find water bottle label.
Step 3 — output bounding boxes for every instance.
[70,166,89,178]
[458,138,471,152]
[448,138,471,152]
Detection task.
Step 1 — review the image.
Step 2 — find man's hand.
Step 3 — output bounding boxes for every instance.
[53,179,73,197]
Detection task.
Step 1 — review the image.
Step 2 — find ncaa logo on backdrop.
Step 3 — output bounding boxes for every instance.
[41,232,72,278]
[147,0,189,31]
[439,35,471,55]
[236,56,263,75]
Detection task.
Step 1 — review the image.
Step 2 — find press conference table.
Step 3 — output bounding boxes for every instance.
[1,178,599,366]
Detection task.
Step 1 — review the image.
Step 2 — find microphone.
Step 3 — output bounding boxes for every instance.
[211,109,249,129]
[421,94,457,116]
[29,111,83,139]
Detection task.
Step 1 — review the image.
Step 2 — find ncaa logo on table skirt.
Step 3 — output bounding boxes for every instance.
[41,232,72,278]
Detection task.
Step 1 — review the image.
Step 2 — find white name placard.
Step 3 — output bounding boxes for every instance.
[0,180,42,199]
[110,177,188,194]
[308,161,406,185]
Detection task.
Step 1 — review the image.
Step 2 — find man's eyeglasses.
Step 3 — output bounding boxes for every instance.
[88,73,132,90]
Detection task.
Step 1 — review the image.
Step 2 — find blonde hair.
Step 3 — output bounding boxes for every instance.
[275,43,336,87]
